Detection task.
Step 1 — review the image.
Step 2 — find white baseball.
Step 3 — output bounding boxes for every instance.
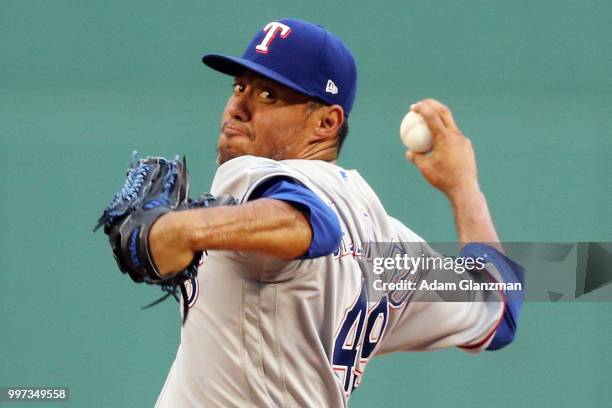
[400,111,433,153]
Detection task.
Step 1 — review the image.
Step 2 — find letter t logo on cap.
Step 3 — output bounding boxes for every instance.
[255,22,292,54]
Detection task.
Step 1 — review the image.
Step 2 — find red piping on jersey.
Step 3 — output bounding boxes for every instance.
[458,268,507,350]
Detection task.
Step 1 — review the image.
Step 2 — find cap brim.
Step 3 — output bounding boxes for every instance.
[202,54,315,99]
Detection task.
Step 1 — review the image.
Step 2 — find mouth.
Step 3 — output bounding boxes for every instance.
[222,122,252,139]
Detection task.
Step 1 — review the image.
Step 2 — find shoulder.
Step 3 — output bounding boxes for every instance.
[387,215,427,243]
[281,159,343,177]
[214,155,290,176]
[210,156,310,203]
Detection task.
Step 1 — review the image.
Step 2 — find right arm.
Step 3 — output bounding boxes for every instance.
[407,99,503,253]
[402,99,523,351]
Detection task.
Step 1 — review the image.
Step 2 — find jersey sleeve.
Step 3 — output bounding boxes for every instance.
[207,155,341,281]
[460,243,525,351]
[376,218,524,354]
[250,178,342,259]
[210,155,312,203]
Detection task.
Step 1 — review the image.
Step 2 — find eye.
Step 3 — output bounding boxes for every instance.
[258,89,276,102]
[232,82,245,94]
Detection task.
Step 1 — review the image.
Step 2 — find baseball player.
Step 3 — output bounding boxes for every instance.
[148,18,524,407]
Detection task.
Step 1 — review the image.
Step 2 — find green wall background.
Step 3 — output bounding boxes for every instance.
[1,1,611,407]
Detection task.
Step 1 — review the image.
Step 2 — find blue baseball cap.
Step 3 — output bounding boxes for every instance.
[202,18,357,116]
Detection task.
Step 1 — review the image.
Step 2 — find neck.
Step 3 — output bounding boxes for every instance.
[294,140,338,162]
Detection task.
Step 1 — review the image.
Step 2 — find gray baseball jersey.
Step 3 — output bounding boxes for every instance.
[155,155,504,408]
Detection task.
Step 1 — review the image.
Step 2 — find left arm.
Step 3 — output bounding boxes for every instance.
[149,198,312,276]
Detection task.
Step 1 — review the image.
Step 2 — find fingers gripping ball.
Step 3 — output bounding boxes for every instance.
[400,111,433,153]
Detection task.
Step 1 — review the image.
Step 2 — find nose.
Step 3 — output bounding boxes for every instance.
[226,92,251,122]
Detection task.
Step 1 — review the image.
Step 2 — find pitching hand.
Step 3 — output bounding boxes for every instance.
[406,99,480,199]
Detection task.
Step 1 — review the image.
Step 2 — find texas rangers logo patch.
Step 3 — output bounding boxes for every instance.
[255,21,292,54]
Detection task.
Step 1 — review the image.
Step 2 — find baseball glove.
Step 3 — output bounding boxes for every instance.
[94,151,235,323]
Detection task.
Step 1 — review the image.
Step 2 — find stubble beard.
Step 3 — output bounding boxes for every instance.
[216,146,240,166]
[269,143,295,161]
[216,142,296,166]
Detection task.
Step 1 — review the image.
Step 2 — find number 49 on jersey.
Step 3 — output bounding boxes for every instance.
[332,283,389,396]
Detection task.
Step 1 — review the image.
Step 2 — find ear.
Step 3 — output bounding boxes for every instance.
[313,105,344,142]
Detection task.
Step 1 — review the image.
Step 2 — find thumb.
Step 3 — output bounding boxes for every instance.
[406,150,428,168]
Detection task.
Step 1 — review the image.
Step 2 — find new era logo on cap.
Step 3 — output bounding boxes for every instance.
[326,79,338,94]
[202,18,358,116]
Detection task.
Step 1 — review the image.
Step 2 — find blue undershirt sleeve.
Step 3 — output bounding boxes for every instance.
[249,177,342,259]
[459,243,525,350]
